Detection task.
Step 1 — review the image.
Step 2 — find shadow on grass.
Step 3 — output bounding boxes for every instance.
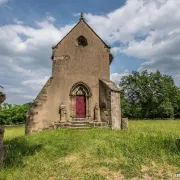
[2,137,42,168]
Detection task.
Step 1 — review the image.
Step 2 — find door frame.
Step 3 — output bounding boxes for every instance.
[69,82,92,120]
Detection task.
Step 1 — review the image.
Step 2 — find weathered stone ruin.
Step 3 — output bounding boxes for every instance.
[0,87,6,165]
[121,118,128,130]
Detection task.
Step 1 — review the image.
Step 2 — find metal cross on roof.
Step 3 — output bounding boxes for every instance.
[80,12,84,20]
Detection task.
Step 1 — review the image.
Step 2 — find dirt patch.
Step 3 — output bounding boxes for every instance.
[64,154,78,163]
[97,167,124,180]
[140,161,178,180]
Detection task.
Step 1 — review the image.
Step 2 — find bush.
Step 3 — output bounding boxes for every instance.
[0,103,30,125]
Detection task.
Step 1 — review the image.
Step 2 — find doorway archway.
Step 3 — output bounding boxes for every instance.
[69,82,92,120]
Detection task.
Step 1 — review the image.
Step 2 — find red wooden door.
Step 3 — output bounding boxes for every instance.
[76,96,86,118]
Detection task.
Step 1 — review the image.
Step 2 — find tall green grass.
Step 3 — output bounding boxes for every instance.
[0,120,180,180]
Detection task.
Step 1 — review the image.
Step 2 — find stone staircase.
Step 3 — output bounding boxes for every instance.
[54,119,108,129]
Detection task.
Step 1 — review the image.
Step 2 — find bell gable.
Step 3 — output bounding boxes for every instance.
[52,13,113,64]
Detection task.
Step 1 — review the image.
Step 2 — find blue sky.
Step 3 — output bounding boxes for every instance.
[0,0,180,104]
[0,0,141,73]
[0,0,125,26]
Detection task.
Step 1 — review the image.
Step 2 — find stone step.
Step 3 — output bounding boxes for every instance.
[55,123,71,128]
[73,118,86,121]
[66,126,91,129]
[54,121,108,128]
[71,121,89,124]
[89,122,108,127]
[70,124,89,127]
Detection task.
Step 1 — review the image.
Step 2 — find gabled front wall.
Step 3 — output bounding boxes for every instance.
[26,19,112,133]
[49,20,111,122]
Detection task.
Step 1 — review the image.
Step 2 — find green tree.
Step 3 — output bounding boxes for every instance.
[174,89,180,118]
[0,103,30,125]
[120,70,180,119]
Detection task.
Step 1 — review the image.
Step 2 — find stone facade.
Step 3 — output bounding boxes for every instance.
[25,13,121,134]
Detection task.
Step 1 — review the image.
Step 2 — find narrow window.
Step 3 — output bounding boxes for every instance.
[77,36,88,46]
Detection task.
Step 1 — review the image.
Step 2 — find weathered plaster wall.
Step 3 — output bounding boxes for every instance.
[26,19,112,133]
[49,20,111,122]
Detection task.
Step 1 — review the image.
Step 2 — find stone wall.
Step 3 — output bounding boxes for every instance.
[25,77,53,134]
[0,88,6,164]
[111,91,121,129]
[99,80,121,129]
[99,80,111,124]
[0,128,4,165]
[121,118,128,130]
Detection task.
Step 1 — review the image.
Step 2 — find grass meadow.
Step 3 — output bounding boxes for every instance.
[0,120,180,180]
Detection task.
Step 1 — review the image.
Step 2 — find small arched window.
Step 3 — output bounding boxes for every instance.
[77,36,88,46]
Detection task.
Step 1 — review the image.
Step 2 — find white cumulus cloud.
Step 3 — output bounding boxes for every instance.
[1,0,180,104]
[0,16,74,104]
[0,0,7,6]
[85,0,180,86]
[110,70,129,85]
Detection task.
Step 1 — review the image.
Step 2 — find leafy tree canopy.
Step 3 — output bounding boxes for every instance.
[0,103,30,125]
[120,70,180,119]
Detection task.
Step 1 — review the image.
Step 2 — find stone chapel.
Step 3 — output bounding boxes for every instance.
[25,13,121,134]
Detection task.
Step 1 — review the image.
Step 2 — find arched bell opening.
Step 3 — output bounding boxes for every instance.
[69,82,92,120]
[77,36,88,47]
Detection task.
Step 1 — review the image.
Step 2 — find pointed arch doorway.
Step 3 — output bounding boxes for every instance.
[70,82,92,120]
